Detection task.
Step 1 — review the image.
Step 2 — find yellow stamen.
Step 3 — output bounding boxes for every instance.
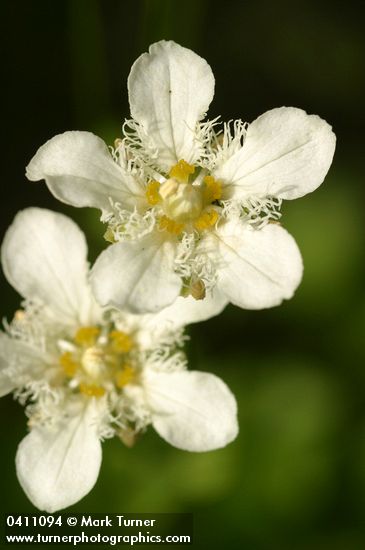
[145,180,161,205]
[194,209,219,231]
[74,326,100,347]
[110,330,133,353]
[60,352,79,377]
[14,310,26,321]
[169,160,195,183]
[79,383,106,397]
[104,226,116,243]
[118,426,138,448]
[115,364,135,388]
[189,279,206,300]
[159,215,185,235]
[203,175,222,202]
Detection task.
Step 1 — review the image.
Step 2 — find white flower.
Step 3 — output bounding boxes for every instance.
[26,40,336,314]
[0,208,237,512]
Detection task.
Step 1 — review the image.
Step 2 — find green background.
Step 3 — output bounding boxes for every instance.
[1,0,365,548]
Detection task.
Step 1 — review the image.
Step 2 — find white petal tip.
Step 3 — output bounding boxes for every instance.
[147,370,238,452]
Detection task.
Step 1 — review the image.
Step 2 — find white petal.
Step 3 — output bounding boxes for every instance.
[0,333,46,396]
[1,208,101,326]
[26,131,144,211]
[0,372,14,397]
[16,400,102,512]
[120,290,228,350]
[145,370,238,452]
[91,235,181,313]
[128,40,214,171]
[0,334,17,396]
[214,107,336,201]
[145,288,228,330]
[202,219,303,309]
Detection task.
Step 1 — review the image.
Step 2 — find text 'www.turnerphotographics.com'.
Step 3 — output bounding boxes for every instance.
[4,514,193,545]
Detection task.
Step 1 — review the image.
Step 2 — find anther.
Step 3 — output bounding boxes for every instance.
[169,160,195,183]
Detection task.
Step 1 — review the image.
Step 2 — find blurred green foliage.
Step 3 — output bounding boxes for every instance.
[1,0,364,548]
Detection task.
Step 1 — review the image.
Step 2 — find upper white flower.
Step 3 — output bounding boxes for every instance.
[0,208,237,513]
[26,40,336,314]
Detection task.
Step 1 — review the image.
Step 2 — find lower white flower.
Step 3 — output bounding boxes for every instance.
[0,208,237,513]
[26,41,336,314]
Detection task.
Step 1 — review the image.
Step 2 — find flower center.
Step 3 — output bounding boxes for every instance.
[160,179,203,223]
[58,326,136,398]
[145,160,222,235]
